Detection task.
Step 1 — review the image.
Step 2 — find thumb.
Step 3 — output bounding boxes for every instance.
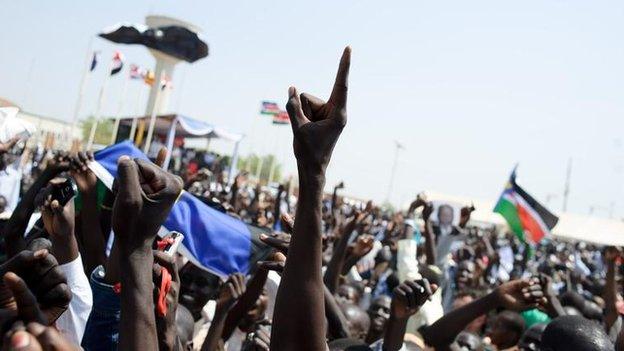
[286,86,309,131]
[7,330,42,351]
[3,273,46,324]
[115,156,142,209]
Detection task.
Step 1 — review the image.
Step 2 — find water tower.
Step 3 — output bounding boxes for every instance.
[144,15,201,114]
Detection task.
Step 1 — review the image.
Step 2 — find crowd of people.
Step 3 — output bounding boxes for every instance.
[0,47,621,350]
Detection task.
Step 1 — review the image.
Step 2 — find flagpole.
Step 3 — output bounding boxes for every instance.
[143,70,166,155]
[70,38,94,146]
[86,58,114,150]
[110,75,130,145]
[128,86,144,141]
[562,158,572,212]
[267,125,280,183]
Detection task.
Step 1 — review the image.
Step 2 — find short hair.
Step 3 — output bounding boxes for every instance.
[541,315,614,351]
[498,310,525,339]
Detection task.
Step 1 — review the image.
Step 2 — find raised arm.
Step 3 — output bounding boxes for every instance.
[324,213,359,293]
[383,280,435,351]
[604,247,620,331]
[270,47,351,351]
[4,154,70,257]
[112,157,182,351]
[421,279,544,349]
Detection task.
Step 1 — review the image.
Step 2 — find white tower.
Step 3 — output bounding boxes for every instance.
[144,15,202,115]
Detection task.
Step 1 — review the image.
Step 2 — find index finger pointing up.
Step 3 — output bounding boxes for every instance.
[329,46,351,109]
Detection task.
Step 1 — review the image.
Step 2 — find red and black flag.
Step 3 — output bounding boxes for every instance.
[494,167,559,244]
[110,51,124,76]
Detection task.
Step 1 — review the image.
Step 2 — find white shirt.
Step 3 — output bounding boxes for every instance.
[55,255,93,347]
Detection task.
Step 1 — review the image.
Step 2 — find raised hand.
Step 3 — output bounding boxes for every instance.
[459,204,475,228]
[286,47,350,174]
[69,152,97,196]
[348,234,374,258]
[259,232,291,254]
[44,151,71,176]
[112,157,183,251]
[391,279,436,320]
[494,279,544,311]
[0,250,71,325]
[36,180,78,265]
[2,321,80,351]
[217,273,246,310]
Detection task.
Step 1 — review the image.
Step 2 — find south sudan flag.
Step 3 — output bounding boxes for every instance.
[494,167,558,244]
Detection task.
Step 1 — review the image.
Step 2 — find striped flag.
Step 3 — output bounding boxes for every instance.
[260,101,280,115]
[144,70,155,86]
[272,111,290,125]
[89,141,272,277]
[90,52,99,72]
[129,64,146,79]
[494,167,559,244]
[110,51,124,76]
[160,74,172,91]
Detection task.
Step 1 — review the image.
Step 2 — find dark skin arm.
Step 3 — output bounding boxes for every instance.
[383,280,435,351]
[324,214,359,293]
[324,285,351,340]
[421,279,544,349]
[201,274,246,351]
[221,268,269,340]
[112,157,182,351]
[604,247,620,331]
[539,274,566,319]
[270,47,351,351]
[36,180,79,265]
[340,234,374,275]
[422,202,436,266]
[4,156,70,258]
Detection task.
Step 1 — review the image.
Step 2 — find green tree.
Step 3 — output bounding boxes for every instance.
[80,117,114,146]
[237,153,283,183]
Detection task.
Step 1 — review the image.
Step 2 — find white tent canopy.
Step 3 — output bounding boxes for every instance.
[117,114,244,183]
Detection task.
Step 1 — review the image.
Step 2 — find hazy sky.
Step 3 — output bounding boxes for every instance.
[1,1,623,218]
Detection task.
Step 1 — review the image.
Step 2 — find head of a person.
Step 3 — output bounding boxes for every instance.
[367,295,391,334]
[238,288,269,333]
[541,315,614,351]
[437,204,454,226]
[175,305,195,351]
[518,323,547,351]
[340,303,371,340]
[455,261,476,289]
[450,331,483,351]
[0,195,7,213]
[452,294,485,333]
[337,284,362,305]
[179,263,221,320]
[488,310,525,350]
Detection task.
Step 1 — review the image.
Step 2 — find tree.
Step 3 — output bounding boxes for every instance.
[80,117,114,146]
[237,154,283,183]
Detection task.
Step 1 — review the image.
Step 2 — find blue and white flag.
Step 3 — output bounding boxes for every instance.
[89,141,271,277]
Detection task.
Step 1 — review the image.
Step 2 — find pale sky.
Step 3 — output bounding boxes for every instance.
[1,0,623,218]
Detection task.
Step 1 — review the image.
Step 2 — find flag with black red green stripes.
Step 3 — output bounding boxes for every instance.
[494,167,558,244]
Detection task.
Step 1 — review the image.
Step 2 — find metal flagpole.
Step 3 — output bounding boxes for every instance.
[110,75,130,145]
[143,70,166,155]
[267,124,280,183]
[562,158,572,212]
[86,57,115,150]
[129,86,144,141]
[385,141,404,203]
[71,38,94,145]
